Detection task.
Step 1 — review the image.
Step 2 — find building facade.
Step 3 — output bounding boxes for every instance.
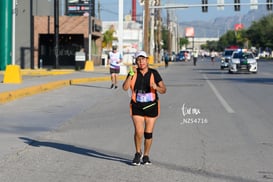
[5,0,101,69]
[34,16,102,68]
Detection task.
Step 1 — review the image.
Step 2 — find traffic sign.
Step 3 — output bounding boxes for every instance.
[250,0,258,10]
[217,0,224,11]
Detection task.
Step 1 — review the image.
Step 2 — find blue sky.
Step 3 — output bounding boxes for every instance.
[97,0,259,22]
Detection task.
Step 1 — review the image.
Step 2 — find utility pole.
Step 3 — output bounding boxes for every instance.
[150,0,155,58]
[0,0,12,70]
[118,0,123,53]
[54,0,59,69]
[155,0,162,63]
[98,0,101,20]
[12,0,16,65]
[88,0,92,61]
[143,0,150,54]
[167,10,171,54]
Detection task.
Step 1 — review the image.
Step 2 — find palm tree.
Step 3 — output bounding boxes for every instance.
[102,25,116,50]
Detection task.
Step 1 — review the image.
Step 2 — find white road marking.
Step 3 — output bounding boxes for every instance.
[203,74,235,113]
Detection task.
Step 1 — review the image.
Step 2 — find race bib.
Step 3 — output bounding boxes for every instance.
[136,93,154,103]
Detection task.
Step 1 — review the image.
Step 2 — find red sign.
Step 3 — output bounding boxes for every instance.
[234,23,244,31]
[185,27,195,37]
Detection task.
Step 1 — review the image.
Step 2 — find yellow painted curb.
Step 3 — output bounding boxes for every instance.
[0,80,70,104]
[3,65,22,84]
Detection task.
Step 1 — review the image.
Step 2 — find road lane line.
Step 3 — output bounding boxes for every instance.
[203,74,235,113]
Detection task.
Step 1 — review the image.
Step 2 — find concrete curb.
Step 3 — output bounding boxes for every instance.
[0,75,126,104]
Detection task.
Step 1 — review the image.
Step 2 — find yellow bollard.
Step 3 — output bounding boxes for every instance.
[3,65,22,84]
[84,60,94,71]
[148,56,154,64]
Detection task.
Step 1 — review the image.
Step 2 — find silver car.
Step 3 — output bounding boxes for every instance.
[228,50,258,74]
[220,49,236,70]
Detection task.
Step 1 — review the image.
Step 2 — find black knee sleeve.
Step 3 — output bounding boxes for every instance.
[144,132,153,139]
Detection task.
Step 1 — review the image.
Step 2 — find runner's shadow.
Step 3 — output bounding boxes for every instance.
[19,137,132,165]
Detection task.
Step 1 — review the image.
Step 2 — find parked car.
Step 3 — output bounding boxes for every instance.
[228,50,258,74]
[220,49,236,70]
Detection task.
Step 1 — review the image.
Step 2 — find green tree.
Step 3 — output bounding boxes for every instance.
[235,29,248,47]
[179,37,189,50]
[200,44,208,50]
[206,40,219,51]
[218,30,237,49]
[247,14,273,49]
[102,25,116,50]
[207,14,273,52]
[216,29,248,51]
[161,27,189,51]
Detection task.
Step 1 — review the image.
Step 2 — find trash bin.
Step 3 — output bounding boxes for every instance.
[102,58,105,65]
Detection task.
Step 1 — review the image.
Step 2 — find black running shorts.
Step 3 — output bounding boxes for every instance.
[110,68,120,74]
[130,101,159,118]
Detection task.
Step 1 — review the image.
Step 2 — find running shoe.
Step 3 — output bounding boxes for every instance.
[142,155,151,165]
[114,85,118,89]
[132,152,142,166]
[110,84,114,89]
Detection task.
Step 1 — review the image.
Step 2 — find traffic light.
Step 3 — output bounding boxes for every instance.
[234,0,240,11]
[267,0,273,10]
[202,0,208,12]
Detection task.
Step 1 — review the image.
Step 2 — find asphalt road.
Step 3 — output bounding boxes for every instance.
[0,59,273,182]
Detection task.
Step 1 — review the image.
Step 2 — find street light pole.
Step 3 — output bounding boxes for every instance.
[88,0,92,61]
[156,0,162,63]
[150,0,155,58]
[54,0,59,69]
[144,0,150,54]
[12,0,16,65]
[118,0,123,53]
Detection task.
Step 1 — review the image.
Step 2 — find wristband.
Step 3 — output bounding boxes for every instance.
[129,66,134,76]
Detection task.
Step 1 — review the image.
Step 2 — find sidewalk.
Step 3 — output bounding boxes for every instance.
[0,66,125,104]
